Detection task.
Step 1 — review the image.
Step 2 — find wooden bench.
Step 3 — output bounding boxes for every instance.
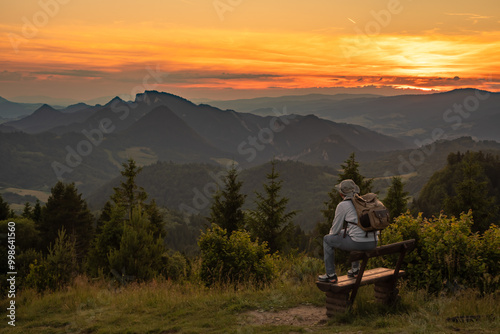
[316,239,416,316]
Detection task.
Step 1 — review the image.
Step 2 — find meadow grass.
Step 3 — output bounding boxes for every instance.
[2,273,498,334]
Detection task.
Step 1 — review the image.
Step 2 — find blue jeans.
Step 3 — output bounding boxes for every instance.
[323,230,377,275]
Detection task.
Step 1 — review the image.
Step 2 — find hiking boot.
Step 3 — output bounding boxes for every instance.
[347,268,359,278]
[318,273,338,283]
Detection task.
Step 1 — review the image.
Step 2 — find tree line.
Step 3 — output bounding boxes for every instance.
[1,150,499,290]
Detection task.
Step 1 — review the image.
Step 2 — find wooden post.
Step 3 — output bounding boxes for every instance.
[325,291,350,317]
[374,279,399,304]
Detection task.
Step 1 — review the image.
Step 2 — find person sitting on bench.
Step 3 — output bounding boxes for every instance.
[318,179,379,283]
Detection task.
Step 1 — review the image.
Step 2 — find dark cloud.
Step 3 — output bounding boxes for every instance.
[166,71,282,82]
[0,70,36,81]
[32,69,105,78]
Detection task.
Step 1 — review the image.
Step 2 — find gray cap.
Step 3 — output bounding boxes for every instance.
[335,179,360,198]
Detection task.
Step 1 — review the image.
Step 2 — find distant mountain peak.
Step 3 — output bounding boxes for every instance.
[135,90,195,105]
[34,104,59,114]
[104,96,125,107]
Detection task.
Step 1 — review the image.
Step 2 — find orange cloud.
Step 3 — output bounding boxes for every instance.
[1,21,499,97]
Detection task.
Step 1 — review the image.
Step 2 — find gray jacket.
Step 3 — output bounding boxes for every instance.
[329,199,378,242]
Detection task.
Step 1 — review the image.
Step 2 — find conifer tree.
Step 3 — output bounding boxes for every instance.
[146,199,164,239]
[39,182,94,261]
[86,205,126,276]
[247,161,296,253]
[32,200,42,225]
[96,200,113,234]
[46,228,78,288]
[209,165,246,235]
[383,176,410,221]
[22,202,33,219]
[444,156,497,232]
[0,194,10,220]
[108,207,165,281]
[87,159,165,276]
[111,158,148,218]
[110,158,163,235]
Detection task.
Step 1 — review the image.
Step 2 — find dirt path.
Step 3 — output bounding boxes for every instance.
[243,305,328,327]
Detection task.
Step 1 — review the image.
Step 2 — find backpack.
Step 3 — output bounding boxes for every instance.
[346,193,390,235]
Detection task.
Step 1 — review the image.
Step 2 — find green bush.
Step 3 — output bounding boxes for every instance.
[376,211,499,293]
[25,228,78,292]
[162,251,190,281]
[198,224,275,286]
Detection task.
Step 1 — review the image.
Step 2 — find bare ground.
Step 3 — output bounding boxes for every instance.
[243,305,328,327]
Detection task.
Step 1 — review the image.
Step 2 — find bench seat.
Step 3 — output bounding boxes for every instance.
[316,267,406,293]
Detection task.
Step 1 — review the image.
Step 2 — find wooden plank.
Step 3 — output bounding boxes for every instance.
[349,239,416,262]
[316,267,405,293]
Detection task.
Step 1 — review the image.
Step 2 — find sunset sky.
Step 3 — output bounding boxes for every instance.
[1,0,499,102]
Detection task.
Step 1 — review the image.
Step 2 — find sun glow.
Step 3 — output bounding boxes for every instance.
[0,0,499,99]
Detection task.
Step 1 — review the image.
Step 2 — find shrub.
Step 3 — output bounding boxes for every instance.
[375,211,499,294]
[162,251,190,281]
[25,228,78,292]
[198,224,275,286]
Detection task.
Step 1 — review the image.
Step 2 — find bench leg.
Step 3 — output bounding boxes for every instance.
[374,280,400,305]
[325,291,350,317]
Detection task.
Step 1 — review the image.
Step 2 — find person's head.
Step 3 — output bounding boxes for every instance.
[335,179,360,199]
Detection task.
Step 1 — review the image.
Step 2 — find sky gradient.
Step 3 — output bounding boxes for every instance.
[1,0,499,102]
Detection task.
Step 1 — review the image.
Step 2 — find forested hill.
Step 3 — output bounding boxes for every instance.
[86,160,339,232]
[86,137,500,232]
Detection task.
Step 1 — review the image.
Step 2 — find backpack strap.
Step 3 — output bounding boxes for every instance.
[342,221,357,238]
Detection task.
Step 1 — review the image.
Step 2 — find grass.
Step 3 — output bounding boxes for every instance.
[2,273,498,334]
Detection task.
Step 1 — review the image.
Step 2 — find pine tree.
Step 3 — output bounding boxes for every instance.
[0,194,10,220]
[111,158,148,218]
[383,176,410,221]
[32,200,42,225]
[22,202,33,219]
[96,200,113,234]
[86,205,126,276]
[108,207,165,281]
[86,160,165,277]
[444,156,497,232]
[110,158,164,235]
[46,228,78,288]
[209,165,246,235]
[247,161,296,253]
[39,182,94,261]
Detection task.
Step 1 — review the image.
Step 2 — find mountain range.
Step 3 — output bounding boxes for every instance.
[1,89,500,223]
[206,89,500,144]
[0,91,407,167]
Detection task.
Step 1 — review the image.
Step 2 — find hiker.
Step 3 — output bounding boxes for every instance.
[318,179,378,283]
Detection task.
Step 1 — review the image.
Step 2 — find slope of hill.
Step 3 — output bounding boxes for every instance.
[5,104,96,133]
[205,93,381,114]
[86,160,338,232]
[358,136,500,199]
[0,96,43,119]
[85,137,500,232]
[206,89,500,143]
[116,105,229,162]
